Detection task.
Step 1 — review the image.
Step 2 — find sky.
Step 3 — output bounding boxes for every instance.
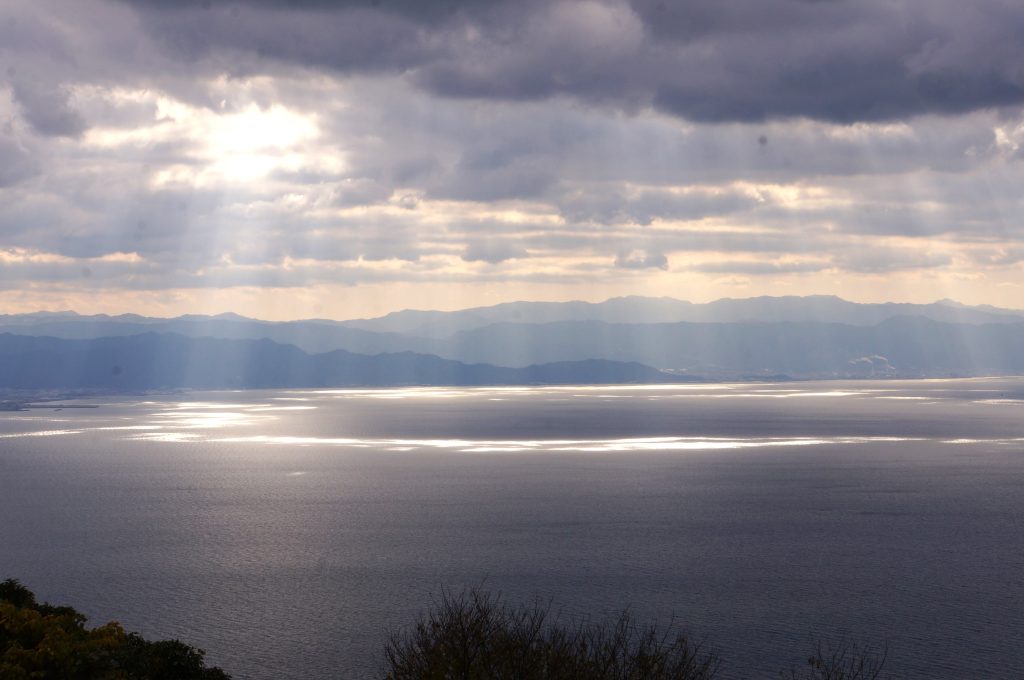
[1,0,1023,320]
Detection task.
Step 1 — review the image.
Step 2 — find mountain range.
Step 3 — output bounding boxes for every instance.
[2,296,1023,389]
[335,295,1024,336]
[0,334,676,391]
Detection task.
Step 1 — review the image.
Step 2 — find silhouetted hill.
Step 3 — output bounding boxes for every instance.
[0,333,676,390]
[0,313,416,355]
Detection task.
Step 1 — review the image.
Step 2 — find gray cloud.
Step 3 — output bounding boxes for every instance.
[0,0,1022,303]
[11,80,87,137]
[329,178,394,207]
[125,3,440,75]
[970,247,1024,266]
[687,247,956,277]
[0,256,159,288]
[0,135,39,186]
[560,186,762,226]
[614,249,668,270]
[115,0,1024,124]
[689,260,829,275]
[121,0,521,23]
[634,0,1024,123]
[461,240,529,264]
[834,248,953,273]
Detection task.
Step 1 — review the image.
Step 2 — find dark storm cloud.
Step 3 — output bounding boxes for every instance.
[10,80,87,137]
[122,0,515,22]
[132,6,432,75]
[632,0,1024,121]
[118,0,1024,123]
[632,0,1024,123]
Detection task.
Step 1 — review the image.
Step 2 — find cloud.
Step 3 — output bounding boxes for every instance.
[124,2,441,75]
[971,247,1024,266]
[114,0,1024,124]
[688,260,829,275]
[636,0,1024,123]
[834,248,953,273]
[614,249,668,270]
[0,0,1022,312]
[2,67,1020,293]
[11,80,87,137]
[328,178,394,207]
[0,135,40,186]
[560,186,762,226]
[461,241,529,264]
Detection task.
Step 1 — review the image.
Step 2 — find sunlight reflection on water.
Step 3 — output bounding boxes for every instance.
[3,379,1024,680]
[199,434,926,453]
[0,429,82,438]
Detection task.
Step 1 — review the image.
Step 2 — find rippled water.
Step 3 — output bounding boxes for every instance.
[2,379,1023,679]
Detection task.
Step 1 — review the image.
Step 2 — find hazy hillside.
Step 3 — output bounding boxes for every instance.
[421,317,1024,377]
[0,333,675,390]
[4,297,1024,380]
[0,313,417,356]
[4,295,1024,361]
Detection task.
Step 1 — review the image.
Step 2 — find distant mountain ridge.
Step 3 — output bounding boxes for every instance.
[0,333,677,390]
[419,316,1024,376]
[335,295,1024,336]
[5,295,1022,343]
[3,296,1024,382]
[0,313,415,356]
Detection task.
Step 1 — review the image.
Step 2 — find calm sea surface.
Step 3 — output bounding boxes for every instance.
[2,379,1023,679]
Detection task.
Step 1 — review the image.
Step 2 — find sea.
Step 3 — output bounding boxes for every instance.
[2,379,1023,679]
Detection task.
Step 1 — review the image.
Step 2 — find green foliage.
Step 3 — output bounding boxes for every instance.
[381,587,719,680]
[0,580,37,610]
[0,578,230,680]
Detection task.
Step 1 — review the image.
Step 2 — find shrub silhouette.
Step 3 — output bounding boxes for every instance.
[781,639,895,680]
[0,578,230,680]
[4,578,899,679]
[381,587,719,680]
